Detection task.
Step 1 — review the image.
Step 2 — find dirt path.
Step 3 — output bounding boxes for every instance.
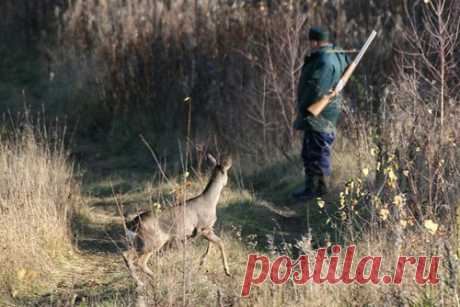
[22,161,336,306]
[20,198,132,306]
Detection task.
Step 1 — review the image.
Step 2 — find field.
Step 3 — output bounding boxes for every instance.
[0,0,458,306]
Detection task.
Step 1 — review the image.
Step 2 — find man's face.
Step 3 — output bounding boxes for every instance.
[309,40,320,50]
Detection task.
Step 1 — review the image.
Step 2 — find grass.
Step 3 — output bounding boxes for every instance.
[0,125,78,302]
[0,1,457,304]
[0,129,457,306]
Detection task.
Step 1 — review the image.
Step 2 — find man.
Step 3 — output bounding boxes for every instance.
[293,27,349,200]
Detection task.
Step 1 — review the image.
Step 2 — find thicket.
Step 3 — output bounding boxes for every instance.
[2,0,458,252]
[46,1,399,150]
[0,118,78,297]
[0,0,458,303]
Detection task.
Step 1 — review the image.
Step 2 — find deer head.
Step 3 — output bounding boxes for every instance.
[207,153,232,187]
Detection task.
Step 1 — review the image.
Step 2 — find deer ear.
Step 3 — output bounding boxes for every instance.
[222,157,232,171]
[207,153,217,167]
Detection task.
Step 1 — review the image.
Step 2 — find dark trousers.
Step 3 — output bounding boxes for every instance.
[301,130,335,177]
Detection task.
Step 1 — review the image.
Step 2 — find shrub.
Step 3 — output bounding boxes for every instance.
[0,121,78,297]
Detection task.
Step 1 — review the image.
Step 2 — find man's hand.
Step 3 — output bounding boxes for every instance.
[324,89,338,99]
[307,89,338,117]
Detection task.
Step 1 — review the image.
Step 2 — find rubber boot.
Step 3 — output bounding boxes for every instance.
[316,174,329,196]
[292,175,319,200]
[293,174,328,200]
[292,175,314,199]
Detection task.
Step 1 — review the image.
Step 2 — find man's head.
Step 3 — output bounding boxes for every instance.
[308,27,331,49]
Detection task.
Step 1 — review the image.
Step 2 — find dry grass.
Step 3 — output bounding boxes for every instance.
[0,131,455,305]
[52,0,401,155]
[0,125,78,298]
[69,138,456,306]
[0,1,458,305]
[130,232,456,307]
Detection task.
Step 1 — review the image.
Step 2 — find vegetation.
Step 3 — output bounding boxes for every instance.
[0,119,78,301]
[0,0,458,306]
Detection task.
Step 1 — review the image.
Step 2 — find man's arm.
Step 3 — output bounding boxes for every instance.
[307,55,347,117]
[300,61,335,112]
[308,31,378,117]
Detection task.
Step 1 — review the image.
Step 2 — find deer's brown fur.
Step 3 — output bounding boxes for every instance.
[122,155,232,287]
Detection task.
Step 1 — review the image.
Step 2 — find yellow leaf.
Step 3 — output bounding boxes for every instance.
[423,219,438,235]
[393,194,405,208]
[152,202,161,210]
[339,195,345,209]
[362,167,369,177]
[388,154,395,162]
[379,208,390,221]
[400,219,408,229]
[349,180,355,190]
[316,198,325,208]
[403,170,409,177]
[16,268,27,281]
[388,169,397,182]
[372,195,381,208]
[370,148,377,157]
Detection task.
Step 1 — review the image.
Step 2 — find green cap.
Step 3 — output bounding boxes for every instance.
[309,27,330,42]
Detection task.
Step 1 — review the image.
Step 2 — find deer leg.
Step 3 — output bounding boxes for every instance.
[199,240,211,267]
[122,249,145,288]
[136,237,169,280]
[203,230,231,277]
[137,252,154,279]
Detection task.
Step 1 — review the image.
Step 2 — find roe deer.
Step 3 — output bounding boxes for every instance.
[122,154,232,287]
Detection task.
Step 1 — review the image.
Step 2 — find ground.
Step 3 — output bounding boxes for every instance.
[6,140,366,306]
[5,140,453,307]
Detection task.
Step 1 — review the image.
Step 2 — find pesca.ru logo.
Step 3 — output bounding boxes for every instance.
[241,245,441,297]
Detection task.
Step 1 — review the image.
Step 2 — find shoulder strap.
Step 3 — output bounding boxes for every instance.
[335,51,347,74]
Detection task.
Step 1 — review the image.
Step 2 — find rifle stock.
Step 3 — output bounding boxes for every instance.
[307,62,356,117]
[307,91,336,117]
[307,30,377,117]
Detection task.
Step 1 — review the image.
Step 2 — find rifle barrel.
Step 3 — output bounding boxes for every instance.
[335,30,377,93]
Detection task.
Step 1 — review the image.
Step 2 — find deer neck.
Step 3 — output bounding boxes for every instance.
[201,175,224,209]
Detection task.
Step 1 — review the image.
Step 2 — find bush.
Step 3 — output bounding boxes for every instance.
[0,121,78,297]
[54,0,401,152]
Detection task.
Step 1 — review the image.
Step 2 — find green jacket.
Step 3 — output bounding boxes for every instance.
[294,45,350,133]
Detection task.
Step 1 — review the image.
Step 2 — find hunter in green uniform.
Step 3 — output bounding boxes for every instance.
[293,27,350,200]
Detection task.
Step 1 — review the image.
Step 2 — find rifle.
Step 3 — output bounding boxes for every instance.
[307,30,377,117]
